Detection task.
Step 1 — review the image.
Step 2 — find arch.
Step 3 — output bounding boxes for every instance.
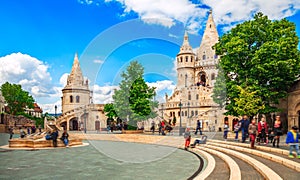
[69,117,79,131]
[76,95,80,103]
[180,57,183,62]
[185,56,188,62]
[197,71,206,86]
[70,95,73,103]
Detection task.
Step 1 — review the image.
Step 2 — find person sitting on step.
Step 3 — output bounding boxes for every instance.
[190,135,208,148]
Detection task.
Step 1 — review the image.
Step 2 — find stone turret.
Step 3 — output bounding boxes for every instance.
[176,31,196,89]
[196,10,219,87]
[61,53,91,114]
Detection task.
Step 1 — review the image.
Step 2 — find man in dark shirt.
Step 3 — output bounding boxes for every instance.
[240,115,250,143]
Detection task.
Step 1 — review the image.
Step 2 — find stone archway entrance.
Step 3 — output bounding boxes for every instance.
[69,117,79,131]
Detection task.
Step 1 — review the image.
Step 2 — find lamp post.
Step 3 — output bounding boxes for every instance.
[187,102,190,127]
[54,105,57,117]
[179,99,183,136]
[161,104,164,119]
[84,108,87,134]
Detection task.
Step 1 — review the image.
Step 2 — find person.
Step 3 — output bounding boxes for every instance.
[161,121,166,135]
[150,121,155,134]
[240,115,250,143]
[258,117,268,145]
[184,128,191,150]
[61,130,69,147]
[223,121,229,141]
[158,121,162,135]
[20,127,26,138]
[248,119,258,149]
[38,125,42,133]
[191,135,207,147]
[9,127,14,139]
[234,121,241,141]
[195,120,202,135]
[273,115,283,148]
[31,126,36,134]
[27,126,31,135]
[51,130,59,147]
[285,126,300,158]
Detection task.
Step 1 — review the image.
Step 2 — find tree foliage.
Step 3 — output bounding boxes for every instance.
[213,13,300,116]
[1,82,35,115]
[103,103,117,119]
[112,61,158,123]
[233,86,265,116]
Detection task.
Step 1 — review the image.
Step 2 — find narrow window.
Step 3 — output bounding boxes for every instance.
[185,56,188,62]
[76,96,80,103]
[196,94,199,100]
[203,55,206,60]
[70,95,73,103]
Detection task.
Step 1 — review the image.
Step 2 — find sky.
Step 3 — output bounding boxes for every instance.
[0,0,300,113]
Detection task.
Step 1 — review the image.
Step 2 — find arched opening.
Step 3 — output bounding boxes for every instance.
[197,71,206,86]
[185,56,188,62]
[70,95,73,103]
[69,117,79,131]
[60,122,67,130]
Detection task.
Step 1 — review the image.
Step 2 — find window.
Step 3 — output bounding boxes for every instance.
[70,95,73,103]
[185,56,188,62]
[76,96,80,103]
[195,110,198,116]
[196,94,199,100]
[203,55,206,60]
[178,111,180,117]
[182,111,184,116]
[211,73,215,80]
[214,54,218,59]
[188,92,191,100]
[185,111,187,116]
[209,24,212,28]
[191,56,193,62]
[180,57,183,62]
[170,112,172,117]
[191,111,194,116]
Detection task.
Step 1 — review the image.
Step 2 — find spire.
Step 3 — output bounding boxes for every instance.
[65,53,86,88]
[179,30,193,54]
[199,9,219,49]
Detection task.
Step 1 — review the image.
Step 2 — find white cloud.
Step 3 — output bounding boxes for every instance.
[93,59,104,64]
[39,100,62,115]
[0,52,56,98]
[92,84,118,104]
[59,73,69,87]
[81,0,300,33]
[147,80,176,92]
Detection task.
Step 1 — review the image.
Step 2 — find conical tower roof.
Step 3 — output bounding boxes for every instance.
[179,30,193,54]
[197,10,219,57]
[64,53,87,89]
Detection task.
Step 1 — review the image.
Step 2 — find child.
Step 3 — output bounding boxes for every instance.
[285,126,300,158]
[184,128,191,150]
[248,119,257,149]
[223,121,229,141]
[234,122,241,141]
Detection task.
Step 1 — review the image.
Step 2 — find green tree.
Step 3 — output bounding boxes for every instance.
[103,103,117,119]
[112,61,158,123]
[1,82,35,115]
[213,13,300,116]
[233,86,265,116]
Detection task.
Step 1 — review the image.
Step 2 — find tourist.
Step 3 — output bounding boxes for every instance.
[194,120,202,135]
[38,125,42,133]
[248,119,258,149]
[184,128,191,150]
[9,127,14,139]
[19,127,26,138]
[31,126,36,134]
[240,115,250,143]
[191,135,207,147]
[27,126,31,135]
[61,130,69,147]
[234,121,241,141]
[273,115,283,148]
[158,121,162,135]
[150,120,155,134]
[51,130,59,147]
[223,121,229,141]
[258,117,268,145]
[285,126,300,158]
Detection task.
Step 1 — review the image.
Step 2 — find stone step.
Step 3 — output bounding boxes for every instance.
[202,145,283,180]
[196,147,241,180]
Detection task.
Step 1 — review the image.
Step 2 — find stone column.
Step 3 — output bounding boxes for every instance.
[67,120,70,131]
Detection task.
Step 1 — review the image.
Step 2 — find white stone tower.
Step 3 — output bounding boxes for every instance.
[196,9,219,87]
[61,53,91,114]
[176,31,196,89]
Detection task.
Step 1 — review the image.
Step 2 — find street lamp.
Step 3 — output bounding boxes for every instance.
[179,99,183,136]
[54,105,57,117]
[84,108,87,134]
[161,104,164,119]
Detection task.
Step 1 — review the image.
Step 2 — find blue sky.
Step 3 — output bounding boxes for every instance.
[0,0,300,113]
